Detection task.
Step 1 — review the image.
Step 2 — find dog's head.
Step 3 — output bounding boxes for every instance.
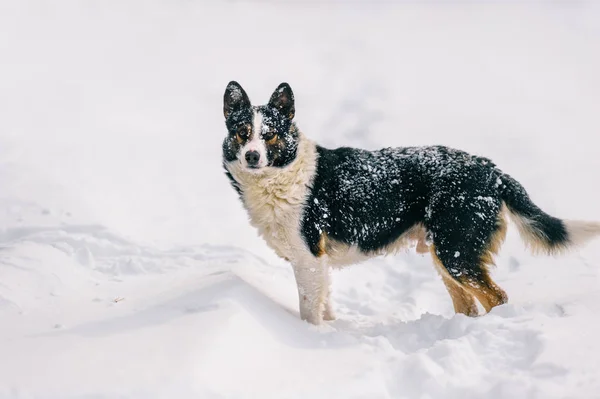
[222,81,299,172]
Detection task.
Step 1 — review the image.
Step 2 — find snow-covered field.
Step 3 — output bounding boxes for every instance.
[1,1,600,398]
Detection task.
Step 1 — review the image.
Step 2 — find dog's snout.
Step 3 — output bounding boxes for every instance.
[245,151,260,167]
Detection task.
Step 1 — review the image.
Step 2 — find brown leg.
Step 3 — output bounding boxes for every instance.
[440,273,480,316]
[459,275,508,313]
[430,247,479,317]
[461,218,509,313]
[427,206,510,315]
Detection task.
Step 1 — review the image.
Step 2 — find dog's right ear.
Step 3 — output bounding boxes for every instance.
[223,81,251,118]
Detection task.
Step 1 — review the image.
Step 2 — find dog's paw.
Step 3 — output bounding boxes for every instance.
[323,310,336,321]
[323,304,336,321]
[301,315,323,325]
[300,307,323,325]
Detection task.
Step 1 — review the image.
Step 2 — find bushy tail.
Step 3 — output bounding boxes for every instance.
[500,174,600,255]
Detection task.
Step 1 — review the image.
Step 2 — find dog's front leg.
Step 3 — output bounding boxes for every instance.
[292,259,328,325]
[322,267,336,321]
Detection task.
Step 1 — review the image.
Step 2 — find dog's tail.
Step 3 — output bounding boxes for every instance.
[499,173,600,255]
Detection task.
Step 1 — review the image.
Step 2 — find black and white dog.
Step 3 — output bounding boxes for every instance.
[222,81,600,325]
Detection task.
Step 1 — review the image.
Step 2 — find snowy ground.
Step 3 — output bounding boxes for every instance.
[1,1,600,398]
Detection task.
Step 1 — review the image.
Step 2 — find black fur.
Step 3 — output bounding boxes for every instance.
[223,81,251,119]
[224,170,243,197]
[259,105,299,168]
[300,145,569,281]
[500,173,569,247]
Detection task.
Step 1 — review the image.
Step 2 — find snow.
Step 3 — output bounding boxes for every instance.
[1,1,600,398]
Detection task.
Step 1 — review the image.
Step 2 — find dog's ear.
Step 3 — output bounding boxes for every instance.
[268,83,295,119]
[224,81,251,118]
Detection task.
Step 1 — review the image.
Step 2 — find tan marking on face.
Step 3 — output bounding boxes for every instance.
[265,134,278,146]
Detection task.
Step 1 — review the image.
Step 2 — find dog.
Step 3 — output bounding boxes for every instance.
[221,81,600,325]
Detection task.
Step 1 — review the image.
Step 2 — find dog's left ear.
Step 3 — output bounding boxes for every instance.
[268,83,295,119]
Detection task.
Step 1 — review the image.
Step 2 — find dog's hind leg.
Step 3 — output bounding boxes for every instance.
[426,203,509,315]
[430,242,508,314]
[430,247,479,316]
[462,270,508,313]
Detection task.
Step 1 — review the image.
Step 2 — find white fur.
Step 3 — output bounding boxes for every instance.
[506,210,552,254]
[565,220,600,247]
[240,110,268,169]
[506,207,600,254]
[226,133,329,324]
[324,224,427,269]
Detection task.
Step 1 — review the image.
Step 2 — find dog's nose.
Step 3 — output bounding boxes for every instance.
[245,151,260,167]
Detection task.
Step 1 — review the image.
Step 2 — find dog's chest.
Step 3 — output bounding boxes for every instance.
[227,140,317,262]
[240,180,308,260]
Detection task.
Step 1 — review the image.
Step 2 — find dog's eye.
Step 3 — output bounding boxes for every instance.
[236,126,248,140]
[263,131,277,143]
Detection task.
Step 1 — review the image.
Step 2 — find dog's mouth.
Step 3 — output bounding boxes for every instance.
[243,164,266,173]
[235,158,269,173]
